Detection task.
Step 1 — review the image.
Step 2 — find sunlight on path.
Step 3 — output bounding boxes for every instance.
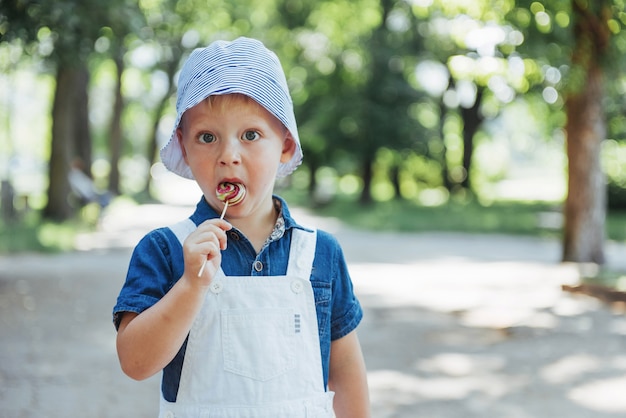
[351,261,581,328]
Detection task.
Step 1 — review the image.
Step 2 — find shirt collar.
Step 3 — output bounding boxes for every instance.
[190,195,312,233]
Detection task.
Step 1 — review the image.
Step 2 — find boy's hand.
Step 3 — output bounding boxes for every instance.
[182,218,231,286]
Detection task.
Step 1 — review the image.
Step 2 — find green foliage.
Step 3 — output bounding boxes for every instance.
[306,196,558,236]
[0,213,79,253]
[604,140,626,210]
[2,0,626,242]
[285,194,626,242]
[0,0,141,64]
[608,182,626,210]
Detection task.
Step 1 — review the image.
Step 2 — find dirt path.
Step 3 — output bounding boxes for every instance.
[1,202,626,417]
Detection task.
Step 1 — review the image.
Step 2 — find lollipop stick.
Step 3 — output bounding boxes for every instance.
[220,200,229,220]
[197,261,207,277]
[198,201,229,277]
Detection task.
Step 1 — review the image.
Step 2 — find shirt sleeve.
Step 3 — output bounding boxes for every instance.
[112,228,181,329]
[322,231,363,341]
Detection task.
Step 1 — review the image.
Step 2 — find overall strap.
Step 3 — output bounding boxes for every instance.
[286,228,317,279]
[169,218,197,245]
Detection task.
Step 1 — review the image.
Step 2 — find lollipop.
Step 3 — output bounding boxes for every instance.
[216,182,246,209]
[198,182,246,277]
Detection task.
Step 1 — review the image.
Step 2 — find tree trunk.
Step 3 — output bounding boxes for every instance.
[44,61,94,221]
[43,65,78,221]
[459,86,484,191]
[73,65,92,176]
[307,158,319,200]
[562,1,611,264]
[142,84,172,196]
[562,64,606,264]
[391,162,401,200]
[359,153,374,205]
[438,98,452,192]
[108,54,124,195]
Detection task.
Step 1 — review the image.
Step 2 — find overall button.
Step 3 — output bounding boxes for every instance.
[228,231,240,240]
[209,281,223,294]
[291,280,304,294]
[253,260,263,272]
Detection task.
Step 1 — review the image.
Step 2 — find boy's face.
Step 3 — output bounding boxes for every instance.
[177,94,296,219]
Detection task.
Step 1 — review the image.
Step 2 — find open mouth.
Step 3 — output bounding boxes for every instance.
[216,182,246,206]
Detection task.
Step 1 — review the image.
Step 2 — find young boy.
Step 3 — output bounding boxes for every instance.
[113,37,370,417]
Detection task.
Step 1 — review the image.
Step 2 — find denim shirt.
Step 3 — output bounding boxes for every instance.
[113,196,362,401]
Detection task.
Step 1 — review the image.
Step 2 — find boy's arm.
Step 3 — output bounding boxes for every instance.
[116,275,209,380]
[328,330,371,417]
[116,219,230,381]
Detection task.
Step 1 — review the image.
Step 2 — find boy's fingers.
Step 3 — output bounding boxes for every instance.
[196,220,230,248]
[198,218,232,232]
[194,226,228,251]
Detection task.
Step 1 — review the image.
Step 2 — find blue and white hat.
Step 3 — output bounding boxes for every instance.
[160,37,302,179]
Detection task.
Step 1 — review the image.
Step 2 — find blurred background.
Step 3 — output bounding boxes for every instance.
[0,0,625,264]
[1,0,626,265]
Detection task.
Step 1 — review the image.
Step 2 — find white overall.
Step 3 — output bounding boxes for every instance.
[162,220,335,418]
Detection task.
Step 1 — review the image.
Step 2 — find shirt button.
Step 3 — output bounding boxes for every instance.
[228,231,240,240]
[253,260,263,272]
[209,281,223,294]
[164,411,175,418]
[291,280,304,294]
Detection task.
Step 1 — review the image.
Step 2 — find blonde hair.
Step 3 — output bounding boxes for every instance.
[180,93,287,135]
[178,93,258,128]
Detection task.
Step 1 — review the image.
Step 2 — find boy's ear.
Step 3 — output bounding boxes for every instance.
[280,132,297,163]
[176,128,189,164]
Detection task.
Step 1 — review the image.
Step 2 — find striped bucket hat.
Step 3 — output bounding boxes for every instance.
[160,37,302,179]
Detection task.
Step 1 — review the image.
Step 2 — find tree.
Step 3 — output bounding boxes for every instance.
[107,50,125,196]
[265,0,386,201]
[507,0,625,263]
[562,0,615,263]
[0,1,101,220]
[412,0,525,195]
[101,8,147,196]
[0,0,139,220]
[341,0,423,204]
[47,62,91,220]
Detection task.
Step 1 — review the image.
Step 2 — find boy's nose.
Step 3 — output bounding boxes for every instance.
[218,138,242,166]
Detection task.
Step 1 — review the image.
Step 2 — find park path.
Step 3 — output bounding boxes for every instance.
[1,201,626,417]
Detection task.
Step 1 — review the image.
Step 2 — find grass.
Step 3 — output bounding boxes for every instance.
[281,188,565,237]
[0,216,48,253]
[0,206,99,253]
[281,188,626,243]
[314,198,563,237]
[606,210,626,242]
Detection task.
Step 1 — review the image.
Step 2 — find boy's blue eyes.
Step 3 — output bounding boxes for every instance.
[197,131,260,143]
[199,133,215,143]
[243,131,260,141]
